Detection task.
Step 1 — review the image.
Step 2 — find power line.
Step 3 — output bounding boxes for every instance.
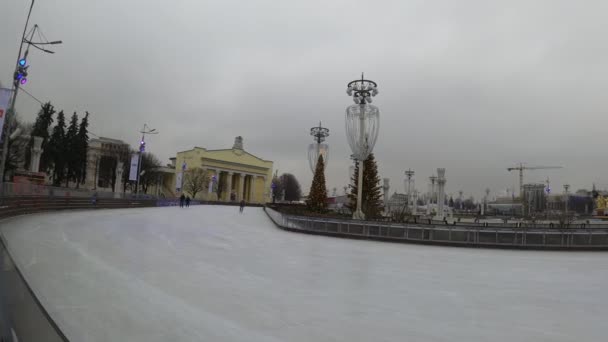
[19,87,44,105]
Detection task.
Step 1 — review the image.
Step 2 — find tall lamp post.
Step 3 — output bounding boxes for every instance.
[563,184,570,214]
[308,122,329,173]
[345,74,380,220]
[134,124,158,195]
[405,169,415,212]
[0,0,62,185]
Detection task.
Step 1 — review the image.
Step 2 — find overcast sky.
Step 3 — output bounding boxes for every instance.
[3,0,608,199]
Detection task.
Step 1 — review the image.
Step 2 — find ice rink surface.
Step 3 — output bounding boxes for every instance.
[1,206,607,341]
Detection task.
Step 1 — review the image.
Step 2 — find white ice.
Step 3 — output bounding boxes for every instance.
[1,206,607,342]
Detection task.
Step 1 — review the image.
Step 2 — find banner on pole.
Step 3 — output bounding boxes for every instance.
[0,88,14,140]
[129,153,139,181]
[176,172,183,191]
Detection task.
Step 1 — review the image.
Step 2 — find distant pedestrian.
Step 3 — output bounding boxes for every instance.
[239,199,245,213]
[186,196,191,208]
[179,194,186,208]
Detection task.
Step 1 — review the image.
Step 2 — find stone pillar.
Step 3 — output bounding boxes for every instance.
[436,168,446,220]
[249,176,256,203]
[238,174,245,201]
[29,136,44,173]
[225,172,233,202]
[114,161,124,198]
[427,176,436,216]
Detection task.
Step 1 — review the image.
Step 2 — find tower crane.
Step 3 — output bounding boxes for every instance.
[507,163,563,199]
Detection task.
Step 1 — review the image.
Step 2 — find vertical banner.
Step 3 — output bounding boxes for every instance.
[129,153,139,181]
[176,172,183,191]
[0,88,14,140]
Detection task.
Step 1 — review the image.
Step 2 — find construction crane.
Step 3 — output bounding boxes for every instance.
[507,163,563,199]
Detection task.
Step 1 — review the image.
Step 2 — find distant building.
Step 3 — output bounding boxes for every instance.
[523,183,546,216]
[172,136,273,204]
[84,137,130,191]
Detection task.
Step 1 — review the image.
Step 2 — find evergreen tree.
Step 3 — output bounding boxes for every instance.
[64,113,79,186]
[75,112,90,186]
[347,160,360,211]
[47,111,67,185]
[306,155,327,212]
[281,173,302,202]
[271,172,283,203]
[26,102,55,171]
[348,153,383,218]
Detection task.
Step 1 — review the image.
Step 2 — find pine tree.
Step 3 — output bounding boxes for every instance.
[47,111,67,185]
[348,153,383,218]
[347,159,360,211]
[26,102,55,171]
[75,112,90,186]
[306,155,327,212]
[64,113,79,187]
[362,154,383,218]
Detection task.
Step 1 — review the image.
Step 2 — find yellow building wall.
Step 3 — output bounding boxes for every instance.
[174,147,273,204]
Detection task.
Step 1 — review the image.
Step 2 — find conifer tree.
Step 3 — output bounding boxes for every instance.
[348,153,383,218]
[64,113,79,186]
[75,112,90,186]
[47,111,67,185]
[361,153,383,218]
[306,155,327,212]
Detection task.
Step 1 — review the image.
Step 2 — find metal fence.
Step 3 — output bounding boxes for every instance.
[264,207,608,250]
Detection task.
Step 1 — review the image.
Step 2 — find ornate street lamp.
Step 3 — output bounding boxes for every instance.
[308,122,329,173]
[345,73,380,220]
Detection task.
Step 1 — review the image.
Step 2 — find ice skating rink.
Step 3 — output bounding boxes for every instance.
[1,206,607,341]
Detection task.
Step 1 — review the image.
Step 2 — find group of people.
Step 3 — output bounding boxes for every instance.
[179,194,191,208]
[178,194,247,213]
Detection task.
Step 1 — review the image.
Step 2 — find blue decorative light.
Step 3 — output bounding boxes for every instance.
[18,58,27,67]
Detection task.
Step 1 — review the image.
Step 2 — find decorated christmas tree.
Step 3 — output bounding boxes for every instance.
[306,155,327,212]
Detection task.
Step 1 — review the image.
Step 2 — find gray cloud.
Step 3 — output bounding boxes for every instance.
[3,0,608,199]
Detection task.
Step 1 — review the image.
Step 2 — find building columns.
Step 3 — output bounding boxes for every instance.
[248,175,256,203]
[225,172,233,202]
[238,174,245,201]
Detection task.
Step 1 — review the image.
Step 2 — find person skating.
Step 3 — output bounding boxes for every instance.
[239,199,245,213]
[179,194,186,208]
[186,196,191,208]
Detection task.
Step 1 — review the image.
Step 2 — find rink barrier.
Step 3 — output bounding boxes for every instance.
[0,236,68,342]
[0,196,158,220]
[0,197,162,342]
[264,207,608,250]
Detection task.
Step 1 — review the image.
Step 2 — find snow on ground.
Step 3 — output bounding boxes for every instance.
[1,206,607,342]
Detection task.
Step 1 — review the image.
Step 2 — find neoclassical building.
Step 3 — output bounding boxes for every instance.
[171,137,273,204]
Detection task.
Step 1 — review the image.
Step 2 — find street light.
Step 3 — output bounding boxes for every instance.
[345,73,380,220]
[134,124,158,195]
[0,0,62,185]
[308,122,330,173]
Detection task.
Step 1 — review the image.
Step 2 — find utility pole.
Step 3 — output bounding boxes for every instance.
[134,124,157,195]
[0,1,61,186]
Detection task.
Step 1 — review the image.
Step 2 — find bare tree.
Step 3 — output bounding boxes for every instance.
[184,168,209,199]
